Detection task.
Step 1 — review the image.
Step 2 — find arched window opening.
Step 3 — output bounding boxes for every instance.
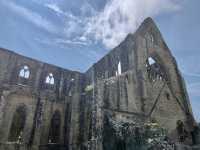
[115,71,118,76]
[148,57,156,65]
[165,92,170,100]
[19,65,30,79]
[64,78,75,96]
[116,61,122,76]
[150,34,154,43]
[45,73,55,85]
[8,105,26,142]
[48,110,61,143]
[118,61,122,75]
[146,57,164,82]
[176,120,189,142]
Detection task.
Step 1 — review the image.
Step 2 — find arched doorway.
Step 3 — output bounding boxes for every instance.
[48,110,61,143]
[8,105,26,142]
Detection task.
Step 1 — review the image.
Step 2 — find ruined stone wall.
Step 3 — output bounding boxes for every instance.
[85,18,196,148]
[0,48,85,150]
[85,32,136,83]
[0,17,197,150]
[133,18,195,138]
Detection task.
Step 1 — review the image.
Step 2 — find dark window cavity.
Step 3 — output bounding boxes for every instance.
[48,110,61,143]
[146,57,164,82]
[8,105,26,142]
[166,92,170,100]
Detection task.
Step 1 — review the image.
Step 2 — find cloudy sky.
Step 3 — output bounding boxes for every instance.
[0,0,199,121]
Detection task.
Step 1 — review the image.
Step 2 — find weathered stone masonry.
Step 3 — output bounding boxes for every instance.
[0,18,199,150]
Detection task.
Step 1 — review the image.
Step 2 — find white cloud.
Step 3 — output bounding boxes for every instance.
[35,37,89,47]
[55,38,89,46]
[80,2,98,17]
[44,2,88,39]
[45,3,64,15]
[84,0,182,49]
[3,0,183,48]
[3,1,58,34]
[44,2,85,23]
[41,0,183,49]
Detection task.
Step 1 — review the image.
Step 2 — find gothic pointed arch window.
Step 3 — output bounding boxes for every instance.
[146,56,164,82]
[8,105,26,142]
[147,57,156,65]
[19,65,30,79]
[150,34,154,43]
[118,61,122,75]
[116,61,122,76]
[48,110,61,143]
[45,73,55,85]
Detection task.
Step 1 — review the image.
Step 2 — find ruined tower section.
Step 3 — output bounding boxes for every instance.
[133,18,195,143]
[0,48,86,150]
[84,18,196,149]
[134,18,194,131]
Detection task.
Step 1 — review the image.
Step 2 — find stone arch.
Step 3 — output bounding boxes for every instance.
[45,73,55,85]
[118,61,122,75]
[19,65,30,79]
[63,78,75,96]
[48,110,61,143]
[8,105,27,142]
[150,34,154,43]
[116,61,122,76]
[146,56,164,82]
[147,57,156,65]
[146,30,158,46]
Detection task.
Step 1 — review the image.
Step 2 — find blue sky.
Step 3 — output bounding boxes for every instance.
[0,0,199,121]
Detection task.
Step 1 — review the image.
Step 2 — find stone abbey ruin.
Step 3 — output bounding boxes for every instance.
[0,18,200,150]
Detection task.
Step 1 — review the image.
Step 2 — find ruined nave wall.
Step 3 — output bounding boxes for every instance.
[0,48,85,150]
